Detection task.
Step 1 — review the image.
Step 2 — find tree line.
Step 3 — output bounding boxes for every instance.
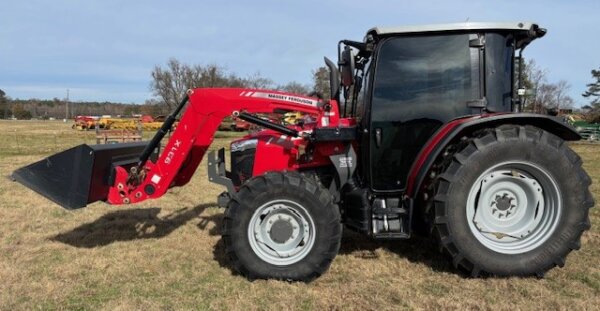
[0,94,163,120]
[0,58,328,120]
[2,57,600,121]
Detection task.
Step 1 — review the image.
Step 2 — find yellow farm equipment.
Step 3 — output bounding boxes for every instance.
[73,116,171,131]
[102,118,139,130]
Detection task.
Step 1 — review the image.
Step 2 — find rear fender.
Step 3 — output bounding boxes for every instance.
[406,113,580,198]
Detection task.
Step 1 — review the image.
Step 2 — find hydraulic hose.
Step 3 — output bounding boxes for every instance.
[137,93,189,168]
[237,112,299,137]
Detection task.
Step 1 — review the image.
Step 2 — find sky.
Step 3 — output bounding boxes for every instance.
[1,0,599,106]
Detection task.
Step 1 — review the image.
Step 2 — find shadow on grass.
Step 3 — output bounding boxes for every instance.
[52,203,212,248]
[52,204,455,275]
[337,230,455,274]
[202,212,456,276]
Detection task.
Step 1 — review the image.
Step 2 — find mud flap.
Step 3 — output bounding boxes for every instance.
[11,141,158,210]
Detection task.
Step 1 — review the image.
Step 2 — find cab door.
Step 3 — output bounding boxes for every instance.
[368,34,477,191]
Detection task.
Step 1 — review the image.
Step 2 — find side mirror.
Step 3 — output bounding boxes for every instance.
[340,46,355,87]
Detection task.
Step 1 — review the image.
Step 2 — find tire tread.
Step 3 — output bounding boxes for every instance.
[222,171,341,282]
[426,124,594,277]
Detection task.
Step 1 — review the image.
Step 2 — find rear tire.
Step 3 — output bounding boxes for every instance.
[222,171,342,281]
[430,125,594,276]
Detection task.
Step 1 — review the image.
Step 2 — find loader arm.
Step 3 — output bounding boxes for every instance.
[106,88,336,206]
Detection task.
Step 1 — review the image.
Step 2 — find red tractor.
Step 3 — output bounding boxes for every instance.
[13,22,593,281]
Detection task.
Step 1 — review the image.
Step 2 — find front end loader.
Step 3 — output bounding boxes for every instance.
[13,22,593,281]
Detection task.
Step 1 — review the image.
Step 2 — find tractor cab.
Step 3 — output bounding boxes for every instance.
[321,23,553,238]
[332,22,547,192]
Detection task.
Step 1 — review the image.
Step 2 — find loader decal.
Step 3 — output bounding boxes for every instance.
[339,156,353,168]
[150,174,161,184]
[248,92,319,107]
[164,139,182,164]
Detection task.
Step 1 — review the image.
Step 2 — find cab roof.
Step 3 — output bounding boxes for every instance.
[367,22,545,48]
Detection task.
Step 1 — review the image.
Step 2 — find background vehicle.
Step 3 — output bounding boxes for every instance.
[72,115,99,130]
[231,117,252,131]
[13,22,593,281]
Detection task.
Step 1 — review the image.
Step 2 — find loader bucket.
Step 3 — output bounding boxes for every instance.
[12,141,158,210]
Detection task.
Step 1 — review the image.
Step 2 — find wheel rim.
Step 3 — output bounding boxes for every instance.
[466,161,562,254]
[247,200,316,265]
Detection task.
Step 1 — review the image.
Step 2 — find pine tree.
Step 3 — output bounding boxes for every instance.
[583,68,600,105]
[312,66,331,100]
[0,89,8,119]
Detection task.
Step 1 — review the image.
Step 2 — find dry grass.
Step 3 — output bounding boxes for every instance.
[0,120,598,310]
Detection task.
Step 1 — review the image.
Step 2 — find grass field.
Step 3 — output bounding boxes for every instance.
[0,120,599,310]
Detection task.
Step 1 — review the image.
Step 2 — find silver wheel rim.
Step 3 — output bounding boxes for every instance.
[466,161,562,254]
[248,200,316,265]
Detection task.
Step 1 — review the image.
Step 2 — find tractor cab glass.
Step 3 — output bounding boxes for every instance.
[366,30,520,191]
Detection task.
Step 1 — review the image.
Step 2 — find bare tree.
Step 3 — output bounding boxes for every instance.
[150,59,335,112]
[537,83,558,110]
[521,60,574,113]
[198,64,230,88]
[243,72,274,89]
[151,59,193,110]
[554,80,573,110]
[151,59,237,110]
[536,80,574,113]
[277,82,311,95]
[523,59,548,113]
[150,59,283,110]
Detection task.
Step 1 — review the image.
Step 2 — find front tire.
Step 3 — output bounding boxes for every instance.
[222,171,342,281]
[430,125,594,277]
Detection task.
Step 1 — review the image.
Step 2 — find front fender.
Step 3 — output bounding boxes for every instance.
[406,113,580,198]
